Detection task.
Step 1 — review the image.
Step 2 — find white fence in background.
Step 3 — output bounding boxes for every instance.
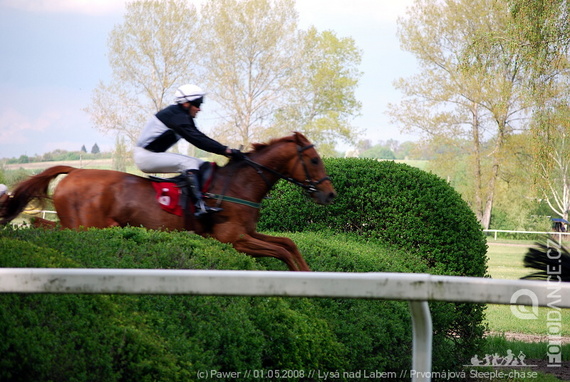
[484,229,570,241]
[40,210,56,219]
[1,269,568,382]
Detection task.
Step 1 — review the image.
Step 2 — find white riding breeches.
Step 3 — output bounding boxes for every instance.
[133,147,203,174]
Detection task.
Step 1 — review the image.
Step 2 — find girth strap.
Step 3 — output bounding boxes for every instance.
[204,193,261,209]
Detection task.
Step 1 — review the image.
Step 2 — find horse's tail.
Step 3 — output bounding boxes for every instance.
[0,166,76,225]
[521,241,570,282]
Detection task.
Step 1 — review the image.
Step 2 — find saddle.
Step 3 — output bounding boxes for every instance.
[149,162,217,217]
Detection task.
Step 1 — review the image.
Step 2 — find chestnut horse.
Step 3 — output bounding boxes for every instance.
[0,132,336,271]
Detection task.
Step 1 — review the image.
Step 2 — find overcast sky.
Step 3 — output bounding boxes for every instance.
[0,0,418,159]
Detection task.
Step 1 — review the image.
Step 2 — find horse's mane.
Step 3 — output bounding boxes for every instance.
[250,132,307,153]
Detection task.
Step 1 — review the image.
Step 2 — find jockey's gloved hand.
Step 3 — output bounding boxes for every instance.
[229,149,247,161]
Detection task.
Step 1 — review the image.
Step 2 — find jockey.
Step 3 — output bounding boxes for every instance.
[134,84,245,217]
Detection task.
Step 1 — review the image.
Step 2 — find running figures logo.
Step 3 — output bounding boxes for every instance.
[465,350,537,367]
[510,289,539,320]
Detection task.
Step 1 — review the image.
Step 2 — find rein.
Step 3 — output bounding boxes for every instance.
[244,144,330,194]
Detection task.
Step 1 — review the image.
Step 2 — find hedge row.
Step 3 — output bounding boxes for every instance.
[0,158,489,380]
[259,158,488,278]
[1,227,422,381]
[258,158,489,369]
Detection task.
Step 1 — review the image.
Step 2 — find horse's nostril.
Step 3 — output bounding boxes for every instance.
[327,192,336,204]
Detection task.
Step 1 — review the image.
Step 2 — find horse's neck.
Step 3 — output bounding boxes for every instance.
[216,145,293,201]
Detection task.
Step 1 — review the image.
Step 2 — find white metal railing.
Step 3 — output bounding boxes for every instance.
[40,210,56,219]
[484,229,570,241]
[1,269,568,381]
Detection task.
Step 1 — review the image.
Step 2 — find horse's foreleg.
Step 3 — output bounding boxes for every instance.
[251,232,311,271]
[232,232,310,271]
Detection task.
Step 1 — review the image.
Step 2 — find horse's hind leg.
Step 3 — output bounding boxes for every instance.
[232,232,310,271]
[54,196,119,229]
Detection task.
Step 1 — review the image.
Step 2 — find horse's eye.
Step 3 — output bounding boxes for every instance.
[311,157,319,165]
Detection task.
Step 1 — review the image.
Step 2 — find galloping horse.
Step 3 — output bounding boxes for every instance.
[0,132,336,271]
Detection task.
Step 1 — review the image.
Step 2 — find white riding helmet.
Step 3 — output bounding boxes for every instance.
[174,84,205,104]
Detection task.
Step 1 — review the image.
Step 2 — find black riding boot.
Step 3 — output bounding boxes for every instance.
[185,170,222,217]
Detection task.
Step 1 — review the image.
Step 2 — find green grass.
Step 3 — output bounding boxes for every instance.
[475,241,569,381]
[486,243,530,279]
[485,242,570,336]
[486,242,570,333]
[483,240,569,373]
[483,335,569,361]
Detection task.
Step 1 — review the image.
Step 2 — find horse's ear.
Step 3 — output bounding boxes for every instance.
[293,131,309,145]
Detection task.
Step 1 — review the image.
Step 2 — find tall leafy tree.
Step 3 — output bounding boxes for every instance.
[508,0,570,220]
[87,0,362,155]
[389,0,529,228]
[532,102,570,220]
[271,27,363,154]
[199,0,299,147]
[86,0,200,144]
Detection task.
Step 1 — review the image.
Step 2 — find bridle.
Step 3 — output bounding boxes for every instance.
[205,143,330,209]
[244,143,330,194]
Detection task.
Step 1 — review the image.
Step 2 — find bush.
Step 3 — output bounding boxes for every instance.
[0,159,489,378]
[1,227,421,381]
[260,158,487,277]
[258,158,489,370]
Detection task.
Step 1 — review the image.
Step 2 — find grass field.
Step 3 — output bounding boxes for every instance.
[485,241,570,337]
[481,240,569,380]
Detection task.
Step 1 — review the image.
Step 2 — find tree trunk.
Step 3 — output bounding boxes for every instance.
[471,104,484,224]
[481,161,500,229]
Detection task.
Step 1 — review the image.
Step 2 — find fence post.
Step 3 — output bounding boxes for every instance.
[408,301,432,381]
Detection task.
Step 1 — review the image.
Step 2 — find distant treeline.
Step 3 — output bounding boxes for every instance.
[3,148,112,164]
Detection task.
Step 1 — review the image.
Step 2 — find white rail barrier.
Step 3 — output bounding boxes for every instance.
[41,210,56,219]
[1,269,568,381]
[484,229,570,241]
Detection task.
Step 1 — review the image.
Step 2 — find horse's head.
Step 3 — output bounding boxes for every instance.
[286,132,337,205]
[247,132,336,205]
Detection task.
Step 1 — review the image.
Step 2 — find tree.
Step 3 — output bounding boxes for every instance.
[87,0,362,154]
[532,104,570,221]
[199,0,299,148]
[91,143,100,155]
[361,146,395,160]
[389,0,529,229]
[507,0,570,220]
[86,0,200,145]
[112,136,129,172]
[80,145,87,153]
[507,0,570,89]
[271,27,362,155]
[200,0,362,152]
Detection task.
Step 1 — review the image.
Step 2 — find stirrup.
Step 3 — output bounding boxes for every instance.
[194,201,223,217]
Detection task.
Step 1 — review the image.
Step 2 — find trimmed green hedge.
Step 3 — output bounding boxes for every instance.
[1,227,421,381]
[0,158,488,380]
[258,158,489,371]
[259,158,488,278]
